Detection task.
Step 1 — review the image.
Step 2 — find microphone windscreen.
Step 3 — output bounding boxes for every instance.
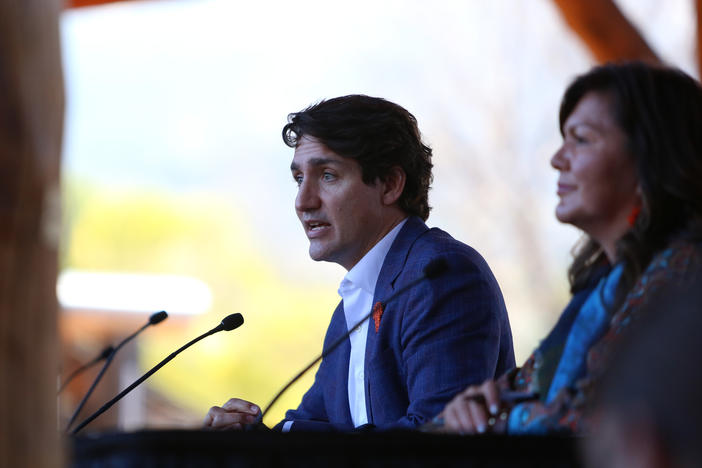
[99,345,115,360]
[423,258,449,279]
[149,311,169,325]
[221,313,244,331]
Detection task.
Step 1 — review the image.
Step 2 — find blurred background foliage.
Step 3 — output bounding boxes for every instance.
[61,178,336,425]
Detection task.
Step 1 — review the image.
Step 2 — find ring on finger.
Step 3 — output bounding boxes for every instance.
[487,411,508,427]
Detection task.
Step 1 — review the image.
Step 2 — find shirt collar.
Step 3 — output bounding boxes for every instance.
[339,218,408,296]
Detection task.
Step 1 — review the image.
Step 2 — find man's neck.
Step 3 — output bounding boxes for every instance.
[341,211,409,271]
[343,216,408,288]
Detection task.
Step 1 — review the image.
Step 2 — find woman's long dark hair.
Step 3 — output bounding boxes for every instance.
[559,62,702,307]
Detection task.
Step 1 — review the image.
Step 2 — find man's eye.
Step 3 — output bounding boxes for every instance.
[322,172,336,181]
[293,175,303,186]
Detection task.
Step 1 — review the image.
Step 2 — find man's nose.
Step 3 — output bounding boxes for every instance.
[295,179,321,212]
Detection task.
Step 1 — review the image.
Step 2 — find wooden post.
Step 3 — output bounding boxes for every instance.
[0,0,65,466]
[67,0,133,7]
[552,0,660,64]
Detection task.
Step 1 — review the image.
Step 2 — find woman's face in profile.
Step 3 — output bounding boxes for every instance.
[550,91,640,243]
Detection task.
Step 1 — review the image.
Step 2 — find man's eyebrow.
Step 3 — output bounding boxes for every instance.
[290,158,344,171]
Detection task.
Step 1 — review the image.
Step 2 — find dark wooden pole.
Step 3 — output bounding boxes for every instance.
[67,0,133,7]
[552,0,660,64]
[0,0,65,466]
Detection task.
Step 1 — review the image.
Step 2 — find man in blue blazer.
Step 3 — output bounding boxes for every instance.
[203,95,514,431]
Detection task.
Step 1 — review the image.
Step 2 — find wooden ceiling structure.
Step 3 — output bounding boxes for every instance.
[65,0,702,76]
[2,0,701,466]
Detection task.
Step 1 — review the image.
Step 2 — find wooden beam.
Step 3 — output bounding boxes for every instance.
[0,0,64,466]
[66,0,132,8]
[552,0,660,64]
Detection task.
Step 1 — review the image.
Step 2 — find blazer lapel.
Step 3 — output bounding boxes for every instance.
[373,216,429,301]
[326,301,354,425]
[363,217,429,422]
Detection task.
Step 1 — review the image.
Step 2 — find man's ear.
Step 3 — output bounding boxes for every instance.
[381,166,406,206]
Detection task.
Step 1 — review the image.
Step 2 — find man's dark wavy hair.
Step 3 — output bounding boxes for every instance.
[560,62,702,308]
[282,94,433,221]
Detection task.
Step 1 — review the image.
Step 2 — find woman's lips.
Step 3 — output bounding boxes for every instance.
[557,183,576,196]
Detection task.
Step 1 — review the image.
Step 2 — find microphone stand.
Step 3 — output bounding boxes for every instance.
[72,313,243,435]
[64,311,168,432]
[57,345,114,395]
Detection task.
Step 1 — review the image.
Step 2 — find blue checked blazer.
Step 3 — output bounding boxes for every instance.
[278,216,515,431]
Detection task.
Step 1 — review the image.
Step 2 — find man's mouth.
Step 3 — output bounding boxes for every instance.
[305,220,331,237]
[308,221,330,230]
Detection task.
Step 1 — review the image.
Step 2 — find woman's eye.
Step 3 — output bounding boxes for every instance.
[569,126,594,145]
[568,130,588,144]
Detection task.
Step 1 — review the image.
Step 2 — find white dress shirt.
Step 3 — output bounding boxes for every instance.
[337,218,407,427]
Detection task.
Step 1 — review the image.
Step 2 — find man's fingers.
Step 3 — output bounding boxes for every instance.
[221,398,260,415]
[202,397,260,431]
[214,422,242,431]
[202,406,220,427]
[211,410,253,428]
[203,405,258,430]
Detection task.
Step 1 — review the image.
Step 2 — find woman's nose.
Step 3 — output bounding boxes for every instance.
[550,145,569,171]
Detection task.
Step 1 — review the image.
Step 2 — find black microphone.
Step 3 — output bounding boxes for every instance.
[65,310,169,432]
[253,258,449,425]
[58,345,115,395]
[72,313,244,435]
[148,310,169,325]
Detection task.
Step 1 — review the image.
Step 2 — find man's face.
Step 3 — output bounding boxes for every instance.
[291,136,389,270]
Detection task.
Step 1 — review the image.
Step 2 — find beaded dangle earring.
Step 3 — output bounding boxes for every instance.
[627,205,641,227]
[628,186,643,227]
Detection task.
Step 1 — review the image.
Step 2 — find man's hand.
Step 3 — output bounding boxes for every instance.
[203,398,261,430]
[439,380,508,434]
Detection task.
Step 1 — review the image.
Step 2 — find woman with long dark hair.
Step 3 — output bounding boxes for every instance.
[435,62,702,434]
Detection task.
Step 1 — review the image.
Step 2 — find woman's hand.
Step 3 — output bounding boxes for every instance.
[439,380,508,434]
[203,398,261,430]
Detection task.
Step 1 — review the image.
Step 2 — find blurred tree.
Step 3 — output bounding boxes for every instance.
[62,182,336,427]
